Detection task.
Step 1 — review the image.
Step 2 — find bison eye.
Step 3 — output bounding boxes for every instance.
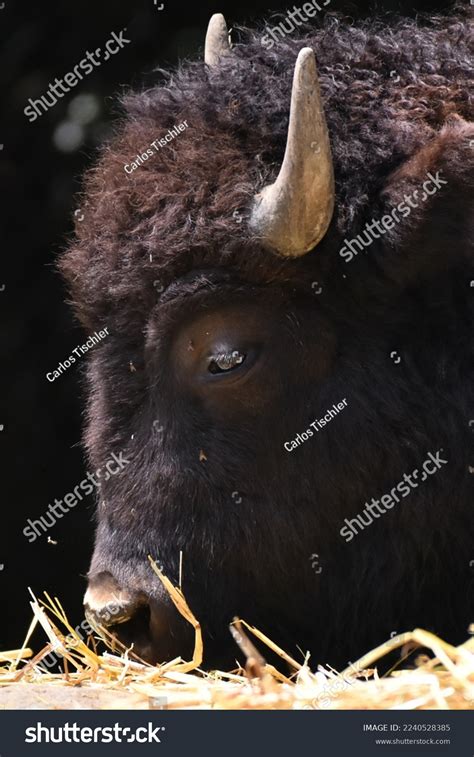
[208,350,246,374]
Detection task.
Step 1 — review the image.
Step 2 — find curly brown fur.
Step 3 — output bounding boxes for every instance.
[60,9,473,331]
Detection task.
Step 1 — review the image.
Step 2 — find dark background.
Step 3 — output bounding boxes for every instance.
[1,0,456,652]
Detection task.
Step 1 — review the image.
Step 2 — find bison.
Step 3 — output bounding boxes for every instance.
[60,9,474,669]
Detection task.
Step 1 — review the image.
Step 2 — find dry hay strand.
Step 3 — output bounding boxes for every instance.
[0,558,473,710]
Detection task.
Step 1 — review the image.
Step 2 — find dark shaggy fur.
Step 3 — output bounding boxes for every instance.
[61,10,474,668]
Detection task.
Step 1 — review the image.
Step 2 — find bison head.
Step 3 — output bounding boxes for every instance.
[61,12,474,668]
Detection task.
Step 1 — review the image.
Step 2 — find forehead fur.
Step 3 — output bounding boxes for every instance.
[60,10,472,331]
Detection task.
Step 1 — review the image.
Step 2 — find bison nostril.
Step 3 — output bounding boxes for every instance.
[106,605,154,656]
[83,571,195,664]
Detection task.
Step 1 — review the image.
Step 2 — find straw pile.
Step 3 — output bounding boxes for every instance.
[1,559,473,710]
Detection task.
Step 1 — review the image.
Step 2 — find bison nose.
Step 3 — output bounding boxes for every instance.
[83,570,194,664]
[84,571,148,627]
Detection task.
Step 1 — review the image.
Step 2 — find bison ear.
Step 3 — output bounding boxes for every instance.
[377,117,474,285]
[205,13,231,67]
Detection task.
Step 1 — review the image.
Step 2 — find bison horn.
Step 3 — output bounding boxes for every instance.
[205,13,231,67]
[249,48,335,257]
